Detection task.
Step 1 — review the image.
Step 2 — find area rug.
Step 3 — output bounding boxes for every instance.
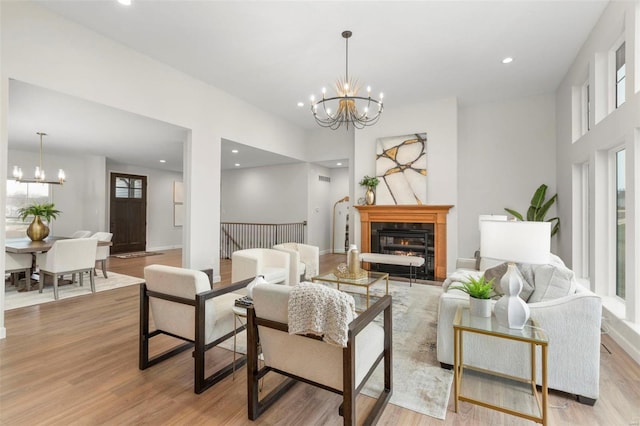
[360,282,452,420]
[4,271,144,310]
[111,251,162,259]
[221,281,452,420]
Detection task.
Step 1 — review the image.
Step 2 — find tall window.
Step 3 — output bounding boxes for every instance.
[615,149,625,299]
[616,42,626,108]
[5,181,51,236]
[581,80,591,135]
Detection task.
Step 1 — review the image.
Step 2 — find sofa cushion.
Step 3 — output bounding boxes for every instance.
[528,263,576,303]
[483,263,534,301]
[479,256,505,271]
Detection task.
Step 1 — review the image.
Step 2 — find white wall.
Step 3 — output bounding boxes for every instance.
[221,163,307,224]
[306,163,332,252]
[8,149,107,236]
[107,160,183,251]
[457,94,557,258]
[353,98,459,273]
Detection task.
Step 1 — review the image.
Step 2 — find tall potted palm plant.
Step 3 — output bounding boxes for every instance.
[17,202,61,241]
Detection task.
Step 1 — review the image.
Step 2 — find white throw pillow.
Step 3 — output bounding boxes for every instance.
[528,264,576,303]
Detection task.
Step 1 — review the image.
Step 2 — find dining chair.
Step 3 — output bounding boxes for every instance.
[5,252,32,289]
[70,230,92,238]
[90,232,113,278]
[36,238,98,300]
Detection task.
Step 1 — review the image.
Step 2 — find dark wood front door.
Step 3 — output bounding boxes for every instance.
[110,173,147,254]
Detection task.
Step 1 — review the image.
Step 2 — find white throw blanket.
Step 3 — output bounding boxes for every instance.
[288,282,356,347]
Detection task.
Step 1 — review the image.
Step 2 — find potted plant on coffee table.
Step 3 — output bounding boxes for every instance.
[17,202,61,241]
[450,275,494,317]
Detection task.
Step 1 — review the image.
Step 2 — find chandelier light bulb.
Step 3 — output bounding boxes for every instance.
[310,95,315,102]
[380,93,384,99]
[322,87,326,95]
[367,86,371,93]
[58,169,66,183]
[13,166,23,180]
[344,82,349,91]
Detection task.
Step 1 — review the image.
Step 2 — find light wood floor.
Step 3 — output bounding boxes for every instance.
[1,249,639,425]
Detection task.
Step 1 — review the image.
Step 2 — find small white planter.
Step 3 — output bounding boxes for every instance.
[469,297,492,317]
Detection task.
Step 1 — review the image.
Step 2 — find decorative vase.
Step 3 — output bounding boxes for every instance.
[365,187,375,205]
[347,244,360,274]
[26,216,49,241]
[469,297,492,317]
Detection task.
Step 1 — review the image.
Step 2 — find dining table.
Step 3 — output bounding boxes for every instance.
[5,236,112,254]
[4,236,113,291]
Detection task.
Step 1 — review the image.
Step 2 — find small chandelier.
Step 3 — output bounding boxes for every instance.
[13,132,66,185]
[311,30,384,130]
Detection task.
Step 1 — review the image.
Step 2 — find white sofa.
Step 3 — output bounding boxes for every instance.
[437,254,602,405]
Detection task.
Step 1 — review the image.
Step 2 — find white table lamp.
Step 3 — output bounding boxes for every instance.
[480,220,551,329]
[478,214,507,231]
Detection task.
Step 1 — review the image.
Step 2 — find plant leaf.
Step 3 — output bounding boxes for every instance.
[537,193,557,220]
[548,217,560,236]
[504,208,523,221]
[530,184,547,209]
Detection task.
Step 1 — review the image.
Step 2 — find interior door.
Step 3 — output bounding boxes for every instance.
[110,173,147,254]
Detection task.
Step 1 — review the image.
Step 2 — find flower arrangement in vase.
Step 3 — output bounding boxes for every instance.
[17,202,61,241]
[359,175,380,205]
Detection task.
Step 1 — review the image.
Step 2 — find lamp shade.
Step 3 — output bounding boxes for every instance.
[480,220,551,264]
[478,214,507,230]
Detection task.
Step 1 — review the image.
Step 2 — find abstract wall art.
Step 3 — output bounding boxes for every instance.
[375,133,427,205]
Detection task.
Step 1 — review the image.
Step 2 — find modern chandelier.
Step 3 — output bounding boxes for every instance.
[310,30,384,130]
[12,132,66,185]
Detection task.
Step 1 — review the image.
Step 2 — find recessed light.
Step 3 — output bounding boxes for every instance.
[336,162,342,166]
[118,0,131,5]
[159,160,166,163]
[502,57,514,64]
[231,149,239,153]
[297,102,304,107]
[234,163,240,167]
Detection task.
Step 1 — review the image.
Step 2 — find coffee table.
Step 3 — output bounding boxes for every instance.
[311,270,389,311]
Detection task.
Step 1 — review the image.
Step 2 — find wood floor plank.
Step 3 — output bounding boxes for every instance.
[1,249,639,425]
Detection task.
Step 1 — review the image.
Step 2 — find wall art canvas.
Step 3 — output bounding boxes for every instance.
[375,133,427,205]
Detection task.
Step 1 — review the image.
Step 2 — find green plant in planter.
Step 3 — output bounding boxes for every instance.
[17,202,61,223]
[504,183,560,236]
[450,275,494,299]
[359,175,380,188]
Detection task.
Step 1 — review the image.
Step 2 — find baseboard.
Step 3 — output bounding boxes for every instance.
[146,244,182,252]
[602,305,640,366]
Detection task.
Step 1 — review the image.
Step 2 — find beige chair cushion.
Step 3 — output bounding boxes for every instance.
[253,284,384,391]
[145,265,242,344]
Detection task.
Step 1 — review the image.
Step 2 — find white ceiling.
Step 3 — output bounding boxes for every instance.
[10,1,609,171]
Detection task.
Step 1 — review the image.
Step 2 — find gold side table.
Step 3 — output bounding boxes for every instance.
[453,306,548,425]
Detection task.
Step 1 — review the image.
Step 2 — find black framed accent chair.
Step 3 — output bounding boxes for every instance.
[247,283,393,425]
[139,264,250,394]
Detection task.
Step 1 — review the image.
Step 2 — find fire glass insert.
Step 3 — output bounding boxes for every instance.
[370,222,434,280]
